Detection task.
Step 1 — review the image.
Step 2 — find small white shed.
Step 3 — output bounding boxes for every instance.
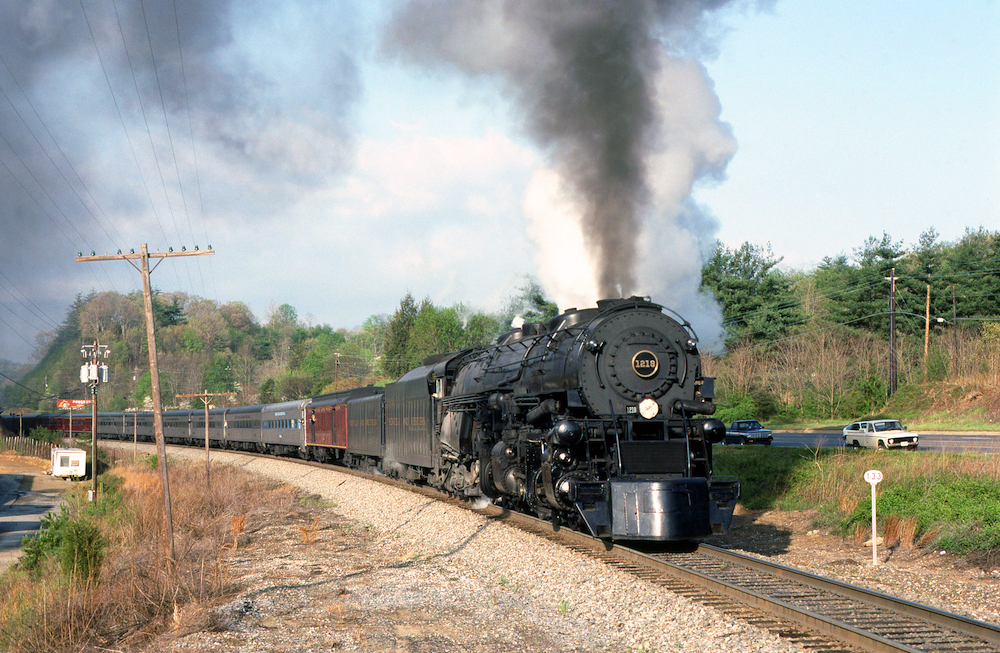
[51,447,87,478]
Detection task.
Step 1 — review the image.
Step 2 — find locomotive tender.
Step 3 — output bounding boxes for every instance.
[79,297,739,541]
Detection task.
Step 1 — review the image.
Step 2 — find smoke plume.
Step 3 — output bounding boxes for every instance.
[385,0,739,344]
[0,0,361,361]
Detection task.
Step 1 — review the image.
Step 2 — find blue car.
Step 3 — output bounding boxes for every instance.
[723,420,773,445]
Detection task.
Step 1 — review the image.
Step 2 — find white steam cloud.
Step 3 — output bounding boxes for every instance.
[384,0,739,348]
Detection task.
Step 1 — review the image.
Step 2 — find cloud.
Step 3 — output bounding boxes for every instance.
[384,0,739,339]
[0,0,362,361]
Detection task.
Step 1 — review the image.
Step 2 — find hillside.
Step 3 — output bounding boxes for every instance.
[2,228,998,427]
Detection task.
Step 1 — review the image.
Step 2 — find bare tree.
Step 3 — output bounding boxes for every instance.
[230,339,261,404]
[79,291,120,341]
[186,298,230,352]
[716,339,764,398]
[806,328,854,419]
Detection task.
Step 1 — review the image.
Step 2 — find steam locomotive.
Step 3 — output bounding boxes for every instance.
[27,297,740,541]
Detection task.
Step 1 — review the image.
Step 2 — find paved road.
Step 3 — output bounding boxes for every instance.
[0,468,68,570]
[730,431,1000,453]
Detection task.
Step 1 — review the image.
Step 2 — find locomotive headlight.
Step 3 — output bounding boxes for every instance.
[638,398,659,419]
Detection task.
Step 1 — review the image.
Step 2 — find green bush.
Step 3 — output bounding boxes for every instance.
[715,389,781,424]
[59,519,105,584]
[19,506,71,575]
[28,426,62,444]
[715,446,1000,556]
[19,492,115,582]
[844,475,1000,553]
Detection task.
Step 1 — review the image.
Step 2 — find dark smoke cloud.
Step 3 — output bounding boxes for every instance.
[1,2,233,114]
[384,0,738,299]
[0,0,361,362]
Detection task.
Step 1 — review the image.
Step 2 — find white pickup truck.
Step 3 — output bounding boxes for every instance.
[842,419,919,450]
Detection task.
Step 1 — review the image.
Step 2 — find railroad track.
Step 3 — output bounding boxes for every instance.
[109,442,1000,652]
[510,518,1000,653]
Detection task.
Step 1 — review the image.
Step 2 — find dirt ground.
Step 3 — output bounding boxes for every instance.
[705,504,1000,626]
[3,451,998,649]
[0,450,55,474]
[0,451,72,571]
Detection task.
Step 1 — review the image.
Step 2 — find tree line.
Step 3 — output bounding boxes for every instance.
[1,283,558,412]
[701,227,1000,421]
[3,226,997,423]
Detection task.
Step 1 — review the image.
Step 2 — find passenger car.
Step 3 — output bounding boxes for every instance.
[842,419,918,450]
[723,420,773,445]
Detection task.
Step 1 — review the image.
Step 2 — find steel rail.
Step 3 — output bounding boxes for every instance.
[473,506,1000,653]
[700,543,1000,649]
[104,442,1000,653]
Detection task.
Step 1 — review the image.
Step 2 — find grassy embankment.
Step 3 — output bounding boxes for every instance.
[758,380,1000,433]
[713,446,1000,566]
[0,456,304,653]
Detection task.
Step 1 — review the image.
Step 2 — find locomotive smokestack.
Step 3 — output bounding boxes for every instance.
[384,0,738,320]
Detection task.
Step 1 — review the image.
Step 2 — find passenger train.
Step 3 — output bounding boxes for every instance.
[9,297,739,542]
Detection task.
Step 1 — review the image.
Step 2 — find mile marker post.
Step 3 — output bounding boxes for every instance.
[864,469,884,565]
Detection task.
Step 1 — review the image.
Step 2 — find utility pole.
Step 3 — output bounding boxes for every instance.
[80,341,109,500]
[76,244,214,572]
[133,368,139,461]
[952,286,958,376]
[176,391,236,491]
[886,267,898,399]
[923,283,931,381]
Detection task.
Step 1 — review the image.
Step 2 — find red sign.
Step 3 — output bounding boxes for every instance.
[57,399,93,409]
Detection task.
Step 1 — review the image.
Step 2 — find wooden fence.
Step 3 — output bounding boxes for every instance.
[1,435,53,461]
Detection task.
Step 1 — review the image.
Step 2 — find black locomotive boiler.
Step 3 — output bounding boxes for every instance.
[45,297,738,542]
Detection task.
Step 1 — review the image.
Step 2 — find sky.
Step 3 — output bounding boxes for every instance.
[0,0,997,364]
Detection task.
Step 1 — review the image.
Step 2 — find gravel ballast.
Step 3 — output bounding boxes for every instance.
[148,447,810,653]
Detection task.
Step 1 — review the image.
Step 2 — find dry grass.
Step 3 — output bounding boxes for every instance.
[299,516,320,545]
[851,524,869,547]
[884,515,918,549]
[789,449,1000,556]
[0,457,301,652]
[837,493,858,515]
[794,449,1000,511]
[227,513,247,550]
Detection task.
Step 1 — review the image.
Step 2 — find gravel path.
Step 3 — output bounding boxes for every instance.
[147,446,809,653]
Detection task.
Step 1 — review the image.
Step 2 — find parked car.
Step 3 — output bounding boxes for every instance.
[842,419,918,450]
[723,420,773,445]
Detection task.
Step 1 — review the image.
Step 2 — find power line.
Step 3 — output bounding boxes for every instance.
[0,53,128,249]
[137,0,198,294]
[0,271,61,331]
